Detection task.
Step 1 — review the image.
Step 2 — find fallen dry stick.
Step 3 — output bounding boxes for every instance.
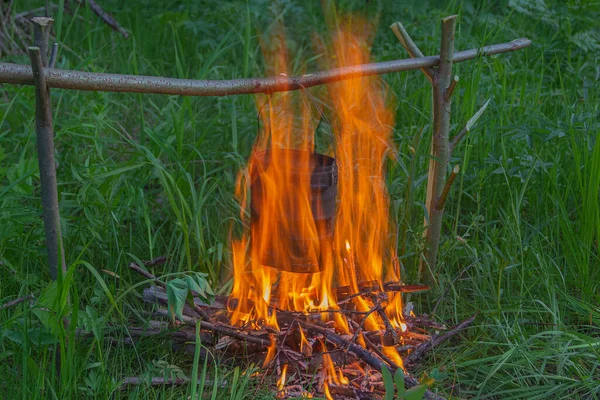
[404,313,477,366]
[87,0,129,38]
[0,294,34,310]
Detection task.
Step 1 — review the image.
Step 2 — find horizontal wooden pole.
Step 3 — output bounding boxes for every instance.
[0,38,530,96]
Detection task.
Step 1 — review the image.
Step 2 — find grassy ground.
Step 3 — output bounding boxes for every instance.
[1,0,599,398]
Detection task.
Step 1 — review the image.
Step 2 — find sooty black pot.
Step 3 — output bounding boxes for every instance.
[250,149,337,273]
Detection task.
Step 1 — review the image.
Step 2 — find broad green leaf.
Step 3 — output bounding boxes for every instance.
[32,282,63,333]
[184,273,215,303]
[381,367,394,400]
[403,384,428,400]
[27,327,59,346]
[429,367,447,383]
[166,278,189,320]
[395,368,406,397]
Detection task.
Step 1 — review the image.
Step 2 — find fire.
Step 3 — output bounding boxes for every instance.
[277,364,288,391]
[322,352,349,400]
[228,9,407,390]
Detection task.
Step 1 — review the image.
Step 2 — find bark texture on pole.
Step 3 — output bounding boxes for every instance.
[31,17,53,67]
[28,41,66,280]
[422,16,457,283]
[0,38,530,96]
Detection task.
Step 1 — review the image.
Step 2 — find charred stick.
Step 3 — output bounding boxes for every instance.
[382,282,430,293]
[297,319,386,372]
[376,308,400,346]
[329,384,375,400]
[338,283,430,305]
[346,299,383,352]
[348,318,401,371]
[345,319,444,400]
[404,314,477,366]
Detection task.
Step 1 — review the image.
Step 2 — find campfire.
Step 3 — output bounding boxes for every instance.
[227,15,411,392]
[130,14,478,400]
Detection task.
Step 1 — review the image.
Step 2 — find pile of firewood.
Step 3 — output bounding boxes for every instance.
[124,260,476,400]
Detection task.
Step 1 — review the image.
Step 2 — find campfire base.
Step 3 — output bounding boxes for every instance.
[121,262,476,400]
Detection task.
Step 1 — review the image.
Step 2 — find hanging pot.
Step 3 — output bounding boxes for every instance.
[250,149,337,273]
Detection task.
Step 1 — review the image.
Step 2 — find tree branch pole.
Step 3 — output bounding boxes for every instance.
[0,38,530,96]
[421,16,457,285]
[29,18,66,282]
[31,17,52,66]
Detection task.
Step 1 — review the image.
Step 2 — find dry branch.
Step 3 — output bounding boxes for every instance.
[120,376,187,388]
[450,99,491,152]
[29,43,66,281]
[421,16,457,284]
[436,165,460,211]
[87,0,129,38]
[0,39,530,96]
[404,314,477,366]
[390,21,435,82]
[152,308,270,347]
[0,294,34,310]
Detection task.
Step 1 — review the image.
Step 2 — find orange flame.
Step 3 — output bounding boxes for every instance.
[323,352,349,399]
[229,10,405,357]
[277,364,288,391]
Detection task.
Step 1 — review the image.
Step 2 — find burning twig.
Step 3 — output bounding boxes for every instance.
[328,383,375,400]
[345,299,384,352]
[337,283,430,305]
[135,279,450,399]
[376,307,401,346]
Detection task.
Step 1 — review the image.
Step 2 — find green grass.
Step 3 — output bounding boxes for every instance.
[1,0,599,398]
